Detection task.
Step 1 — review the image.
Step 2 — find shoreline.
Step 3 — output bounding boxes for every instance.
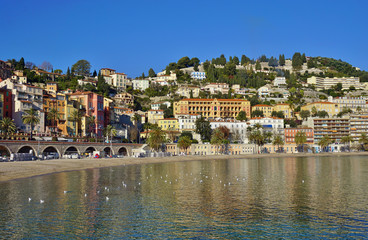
[1,152,368,182]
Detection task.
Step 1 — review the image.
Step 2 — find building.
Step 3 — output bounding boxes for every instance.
[77,79,97,86]
[174,98,251,120]
[328,96,368,113]
[273,77,286,87]
[69,91,104,137]
[273,103,293,118]
[151,101,171,110]
[43,93,67,135]
[252,104,274,117]
[132,79,150,91]
[307,76,361,90]
[0,79,45,134]
[311,118,350,144]
[113,92,134,106]
[158,118,179,131]
[191,72,206,80]
[284,128,314,144]
[0,89,12,120]
[100,68,116,76]
[176,86,200,98]
[152,73,177,82]
[190,143,256,155]
[301,102,340,117]
[257,85,271,97]
[210,120,249,143]
[349,114,368,143]
[176,114,201,132]
[249,117,284,133]
[45,82,58,93]
[147,109,164,124]
[110,73,128,89]
[203,83,229,94]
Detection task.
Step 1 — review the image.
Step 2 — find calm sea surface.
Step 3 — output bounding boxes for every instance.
[0,155,368,239]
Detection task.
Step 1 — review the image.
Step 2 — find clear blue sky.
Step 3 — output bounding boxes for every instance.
[1,0,367,77]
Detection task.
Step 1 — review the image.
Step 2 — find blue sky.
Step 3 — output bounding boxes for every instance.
[1,0,367,77]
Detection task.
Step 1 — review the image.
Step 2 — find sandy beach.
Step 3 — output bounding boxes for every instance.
[1,152,368,182]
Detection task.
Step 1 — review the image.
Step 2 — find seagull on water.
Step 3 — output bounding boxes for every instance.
[28,197,32,202]
[40,200,44,204]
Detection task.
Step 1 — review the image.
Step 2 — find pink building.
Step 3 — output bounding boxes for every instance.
[70,91,105,137]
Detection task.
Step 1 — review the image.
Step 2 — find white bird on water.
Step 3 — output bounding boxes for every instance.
[64,191,67,194]
[106,197,109,201]
[40,200,44,204]
[28,197,32,202]
[302,180,305,183]
[84,193,87,197]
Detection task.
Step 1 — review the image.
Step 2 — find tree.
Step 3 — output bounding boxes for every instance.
[248,129,265,154]
[54,69,62,74]
[177,56,191,68]
[97,73,110,96]
[251,109,264,118]
[39,61,53,72]
[16,57,25,70]
[177,136,192,154]
[272,134,284,152]
[300,110,311,120]
[147,128,166,152]
[129,126,139,143]
[0,117,16,139]
[292,52,303,70]
[318,135,331,152]
[66,67,71,79]
[224,62,236,76]
[241,55,250,65]
[340,135,352,152]
[271,111,284,119]
[263,131,273,144]
[295,131,307,152]
[279,54,285,66]
[103,125,117,143]
[317,110,329,118]
[22,109,40,140]
[72,60,91,77]
[195,117,212,141]
[47,108,60,136]
[255,61,261,70]
[311,106,318,117]
[86,115,96,138]
[236,111,248,121]
[25,61,35,69]
[359,133,368,151]
[211,128,225,154]
[148,68,156,78]
[233,56,240,65]
[69,109,83,137]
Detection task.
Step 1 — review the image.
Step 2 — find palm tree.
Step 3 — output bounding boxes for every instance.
[69,109,83,137]
[318,135,331,152]
[249,129,265,154]
[359,133,368,151]
[272,134,284,153]
[263,131,273,144]
[47,108,60,136]
[22,109,40,140]
[177,136,192,155]
[86,115,96,138]
[103,125,117,143]
[146,128,166,152]
[0,117,17,139]
[340,135,352,152]
[295,131,307,152]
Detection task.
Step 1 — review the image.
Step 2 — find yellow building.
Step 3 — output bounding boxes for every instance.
[43,93,67,135]
[301,101,340,117]
[65,95,83,137]
[148,109,164,124]
[158,118,179,131]
[274,103,293,118]
[46,82,58,93]
[173,98,251,119]
[252,104,273,117]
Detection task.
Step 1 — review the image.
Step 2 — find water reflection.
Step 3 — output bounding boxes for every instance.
[0,156,367,238]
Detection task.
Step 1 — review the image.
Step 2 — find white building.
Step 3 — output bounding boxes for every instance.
[307,76,361,90]
[258,85,271,97]
[191,72,206,80]
[110,73,128,89]
[132,79,150,91]
[273,77,286,87]
[151,101,171,110]
[328,96,368,113]
[176,114,201,132]
[176,86,200,98]
[210,120,249,143]
[203,83,229,94]
[249,117,284,133]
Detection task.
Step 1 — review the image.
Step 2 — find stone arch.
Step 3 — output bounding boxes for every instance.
[117,147,128,156]
[85,146,96,153]
[0,145,11,157]
[17,146,36,155]
[64,146,80,155]
[103,147,113,156]
[42,146,60,158]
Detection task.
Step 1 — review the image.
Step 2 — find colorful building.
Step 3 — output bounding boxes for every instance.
[158,118,179,131]
[301,102,340,117]
[0,89,12,120]
[174,98,251,120]
[252,104,274,117]
[148,109,164,124]
[274,103,293,118]
[284,128,314,144]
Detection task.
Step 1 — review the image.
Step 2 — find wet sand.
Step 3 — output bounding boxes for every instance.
[1,152,367,182]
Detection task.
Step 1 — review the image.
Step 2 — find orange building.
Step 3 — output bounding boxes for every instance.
[284,128,314,144]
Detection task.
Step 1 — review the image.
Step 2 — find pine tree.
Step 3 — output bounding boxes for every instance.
[279,54,285,66]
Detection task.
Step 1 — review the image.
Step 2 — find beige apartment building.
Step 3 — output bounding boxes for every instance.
[307,76,361,90]
[174,98,251,119]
